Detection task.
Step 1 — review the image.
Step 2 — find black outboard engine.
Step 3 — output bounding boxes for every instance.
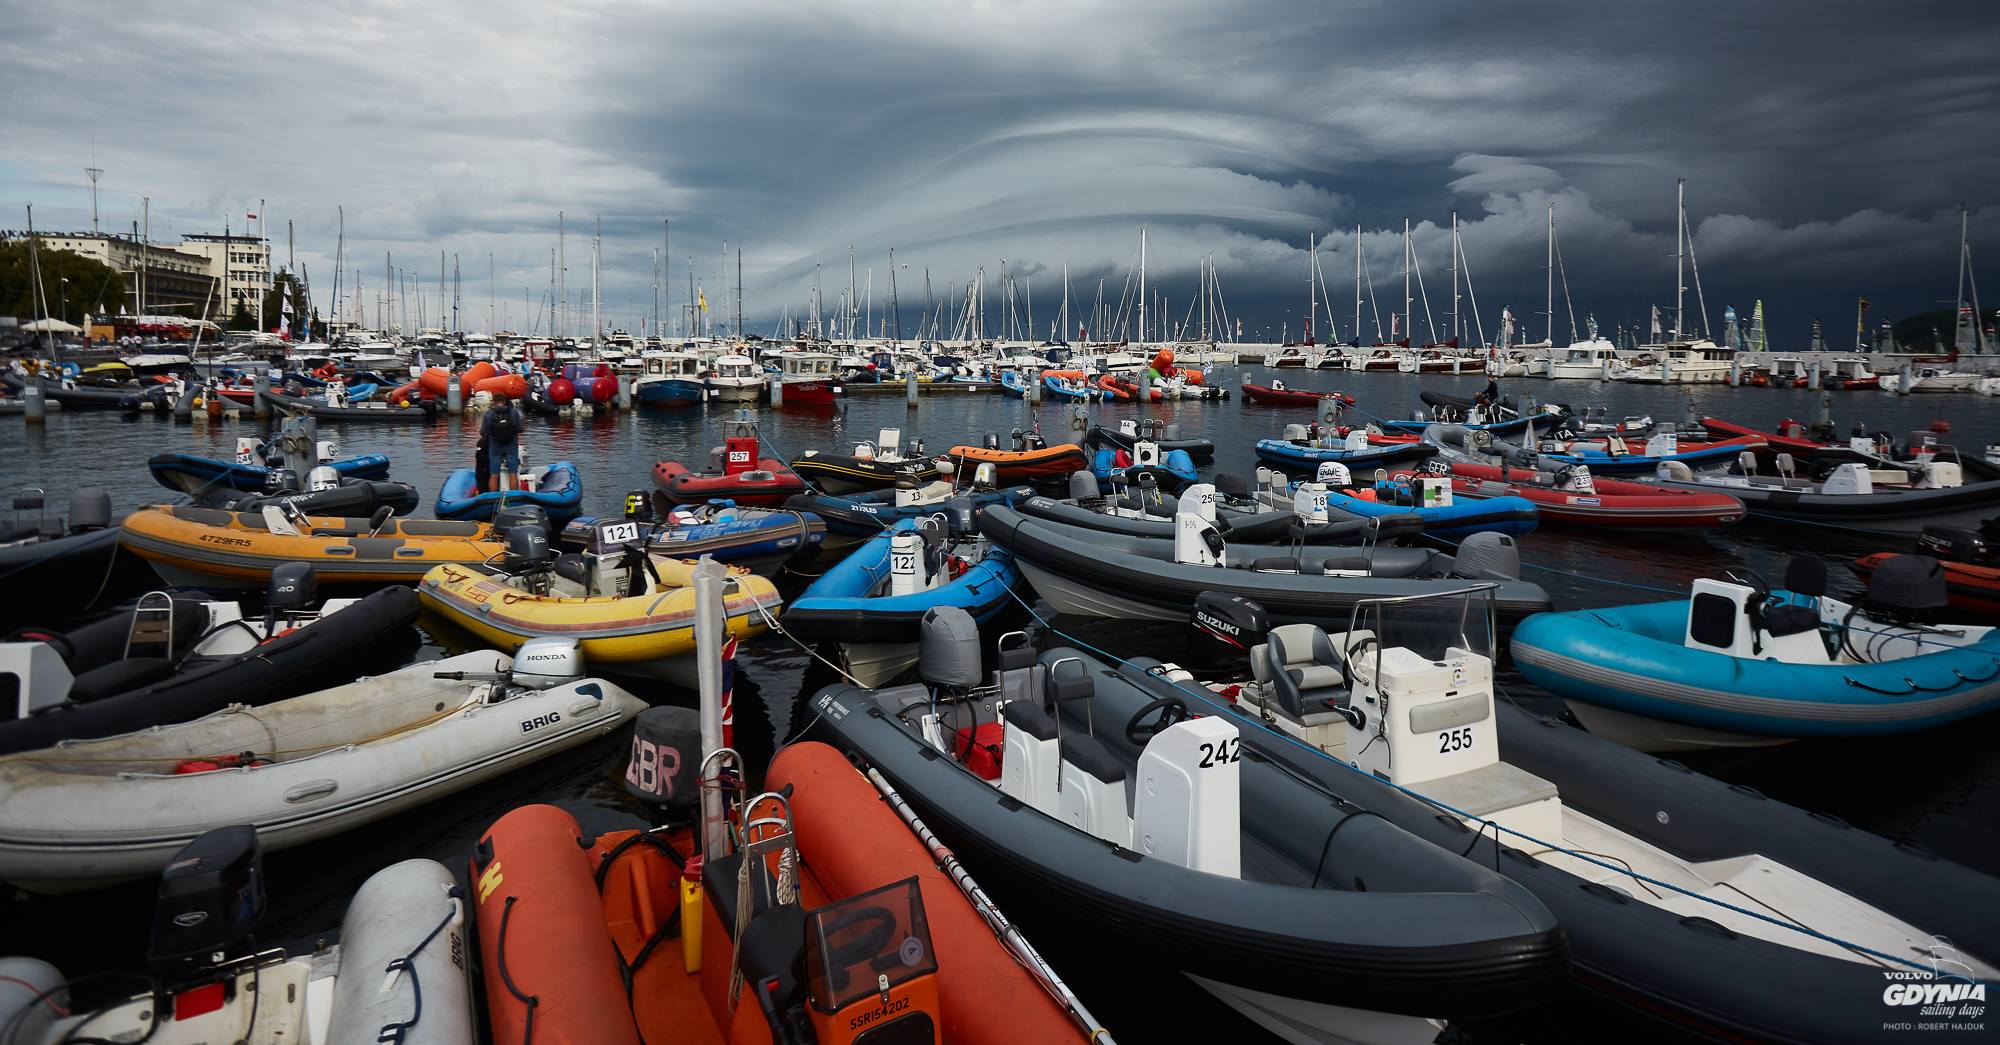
[623,488,655,523]
[1917,526,1991,564]
[263,468,300,495]
[623,705,702,810]
[503,523,554,579]
[492,504,551,538]
[1452,532,1522,580]
[1188,592,1269,678]
[148,826,265,989]
[68,489,112,532]
[265,562,318,631]
[1864,554,1948,625]
[944,496,976,536]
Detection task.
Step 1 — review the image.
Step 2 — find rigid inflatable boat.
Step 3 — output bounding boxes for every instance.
[1254,430,1438,474]
[804,613,1569,1043]
[562,504,824,574]
[148,450,393,495]
[1239,379,1354,408]
[946,439,1090,483]
[418,532,776,685]
[654,417,807,507]
[259,387,439,422]
[0,836,475,1045]
[120,504,521,587]
[1081,419,1216,462]
[1512,554,2000,749]
[1649,449,2000,537]
[790,427,950,493]
[470,741,1096,1045]
[1254,465,1539,541]
[0,488,146,629]
[784,516,1022,685]
[980,495,1551,635]
[1530,432,1767,475]
[0,580,420,757]
[1187,584,2000,1044]
[207,477,422,517]
[787,481,1027,537]
[1397,461,1745,529]
[0,640,643,891]
[434,459,584,522]
[1016,471,1427,547]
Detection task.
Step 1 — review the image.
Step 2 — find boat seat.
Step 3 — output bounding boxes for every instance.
[1000,699,1060,816]
[1252,624,1348,719]
[1420,760,1559,819]
[993,642,1044,709]
[1057,732,1131,847]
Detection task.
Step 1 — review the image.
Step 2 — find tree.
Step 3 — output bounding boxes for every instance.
[0,240,123,322]
[227,300,257,331]
[261,269,313,337]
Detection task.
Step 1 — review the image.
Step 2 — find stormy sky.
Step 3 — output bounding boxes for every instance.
[3,0,1996,347]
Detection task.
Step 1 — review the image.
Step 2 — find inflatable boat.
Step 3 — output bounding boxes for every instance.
[120,504,517,587]
[1532,432,1767,475]
[561,504,824,574]
[654,418,806,507]
[260,387,439,422]
[1239,379,1354,407]
[980,497,1550,634]
[946,440,1090,483]
[1182,584,2000,1043]
[1260,469,1540,541]
[209,477,422,517]
[789,482,1029,537]
[0,488,148,630]
[148,450,393,495]
[1254,432,1438,474]
[1011,472,1423,546]
[1512,554,2000,749]
[784,517,1022,685]
[1401,461,1745,530]
[791,428,951,492]
[1082,420,1216,462]
[2,841,475,1045]
[434,459,584,522]
[803,616,1569,1041]
[471,741,1095,1045]
[1649,452,2000,537]
[418,542,776,685]
[0,640,643,891]
[0,581,420,757]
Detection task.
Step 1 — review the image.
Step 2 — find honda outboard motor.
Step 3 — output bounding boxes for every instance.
[919,606,981,690]
[972,462,998,490]
[510,636,584,689]
[307,465,341,492]
[148,826,264,988]
[1864,555,1948,624]
[1452,532,1521,580]
[1189,592,1269,676]
[68,488,112,531]
[624,705,701,809]
[503,523,554,576]
[492,504,551,538]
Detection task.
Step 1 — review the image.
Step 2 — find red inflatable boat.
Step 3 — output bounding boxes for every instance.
[655,423,807,507]
[1241,381,1356,408]
[1393,462,1747,529]
[470,741,1094,1045]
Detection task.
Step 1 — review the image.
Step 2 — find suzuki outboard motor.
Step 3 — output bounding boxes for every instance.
[623,488,655,522]
[1189,592,1269,677]
[1918,526,1990,564]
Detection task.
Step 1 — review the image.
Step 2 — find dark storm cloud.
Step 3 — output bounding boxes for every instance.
[2,0,1995,343]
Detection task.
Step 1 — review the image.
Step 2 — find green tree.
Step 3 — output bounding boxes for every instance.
[261,269,313,338]
[0,240,123,324]
[227,300,257,331]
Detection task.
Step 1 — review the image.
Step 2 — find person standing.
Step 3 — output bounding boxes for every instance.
[480,393,525,491]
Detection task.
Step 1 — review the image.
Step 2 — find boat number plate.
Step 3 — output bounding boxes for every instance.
[1438,727,1475,754]
[596,521,641,547]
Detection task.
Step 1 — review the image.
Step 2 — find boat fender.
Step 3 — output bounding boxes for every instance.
[625,705,702,808]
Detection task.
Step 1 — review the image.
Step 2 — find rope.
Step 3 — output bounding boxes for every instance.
[994,585,1986,982]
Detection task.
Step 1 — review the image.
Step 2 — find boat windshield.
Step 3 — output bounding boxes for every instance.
[1343,584,1499,670]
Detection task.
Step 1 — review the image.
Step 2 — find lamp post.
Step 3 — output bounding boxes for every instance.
[59,277,69,328]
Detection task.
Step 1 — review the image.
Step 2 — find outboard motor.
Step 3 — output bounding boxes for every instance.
[510,636,585,690]
[265,562,318,632]
[1281,423,1308,442]
[972,462,998,490]
[1918,525,1991,564]
[1174,487,1226,567]
[919,606,982,691]
[1452,532,1521,580]
[263,468,301,495]
[1163,423,1181,441]
[492,504,551,537]
[624,705,702,809]
[503,523,554,577]
[315,439,340,465]
[1189,592,1269,676]
[1292,481,1330,524]
[1068,470,1100,504]
[1863,555,1948,625]
[623,488,655,522]
[148,826,265,989]
[944,496,976,536]
[307,465,341,492]
[984,432,1000,450]
[68,488,112,531]
[1314,461,1351,488]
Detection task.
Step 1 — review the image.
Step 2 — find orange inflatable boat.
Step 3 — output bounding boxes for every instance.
[946,441,1089,481]
[470,741,1093,1045]
[415,362,499,399]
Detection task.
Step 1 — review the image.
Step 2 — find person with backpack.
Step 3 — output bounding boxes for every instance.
[480,393,525,491]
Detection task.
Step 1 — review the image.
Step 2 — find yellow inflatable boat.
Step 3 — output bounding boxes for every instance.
[120,504,503,587]
[417,551,779,684]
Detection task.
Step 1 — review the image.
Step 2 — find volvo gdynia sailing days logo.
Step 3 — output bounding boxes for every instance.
[1880,935,1986,1034]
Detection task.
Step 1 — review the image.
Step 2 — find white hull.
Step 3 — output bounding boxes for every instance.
[844,641,919,688]
[1564,700,1793,752]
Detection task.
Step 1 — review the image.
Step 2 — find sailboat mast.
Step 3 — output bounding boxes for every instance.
[1402,217,1412,346]
[1138,226,1147,344]
[1545,202,1555,345]
[736,244,743,340]
[557,212,565,339]
[1449,214,1460,344]
[1674,177,1686,342]
[1957,205,1970,353]
[591,218,600,346]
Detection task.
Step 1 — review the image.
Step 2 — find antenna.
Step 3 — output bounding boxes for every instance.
[85,165,103,234]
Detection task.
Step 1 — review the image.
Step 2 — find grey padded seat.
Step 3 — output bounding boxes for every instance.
[1251,623,1350,721]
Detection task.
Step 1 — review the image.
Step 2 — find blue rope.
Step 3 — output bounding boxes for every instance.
[997,585,1985,982]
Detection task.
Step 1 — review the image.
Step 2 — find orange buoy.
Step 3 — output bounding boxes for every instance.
[473,372,527,399]
[1150,347,1174,373]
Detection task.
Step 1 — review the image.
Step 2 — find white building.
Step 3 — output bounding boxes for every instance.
[7,232,218,318]
[179,233,271,321]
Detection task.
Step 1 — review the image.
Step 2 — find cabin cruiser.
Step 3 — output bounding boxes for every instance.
[1614,340,1735,383]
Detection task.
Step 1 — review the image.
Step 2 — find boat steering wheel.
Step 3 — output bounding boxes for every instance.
[821,905,900,983]
[1125,695,1190,745]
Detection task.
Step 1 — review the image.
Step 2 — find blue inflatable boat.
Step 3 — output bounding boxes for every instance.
[1511,558,2000,749]
[435,460,584,522]
[1322,478,1540,541]
[782,519,1021,684]
[560,505,824,575]
[1255,438,1437,474]
[148,451,393,496]
[1091,446,1198,492]
[998,370,1033,398]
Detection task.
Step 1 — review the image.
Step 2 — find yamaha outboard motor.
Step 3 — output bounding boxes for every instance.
[1189,592,1269,677]
[265,562,318,631]
[148,826,264,990]
[1864,554,1948,625]
[623,704,702,810]
[68,489,112,532]
[944,495,976,536]
[503,523,554,577]
[492,504,551,538]
[1452,532,1522,580]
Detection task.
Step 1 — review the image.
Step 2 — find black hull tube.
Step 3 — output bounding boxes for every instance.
[804,669,1569,1020]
